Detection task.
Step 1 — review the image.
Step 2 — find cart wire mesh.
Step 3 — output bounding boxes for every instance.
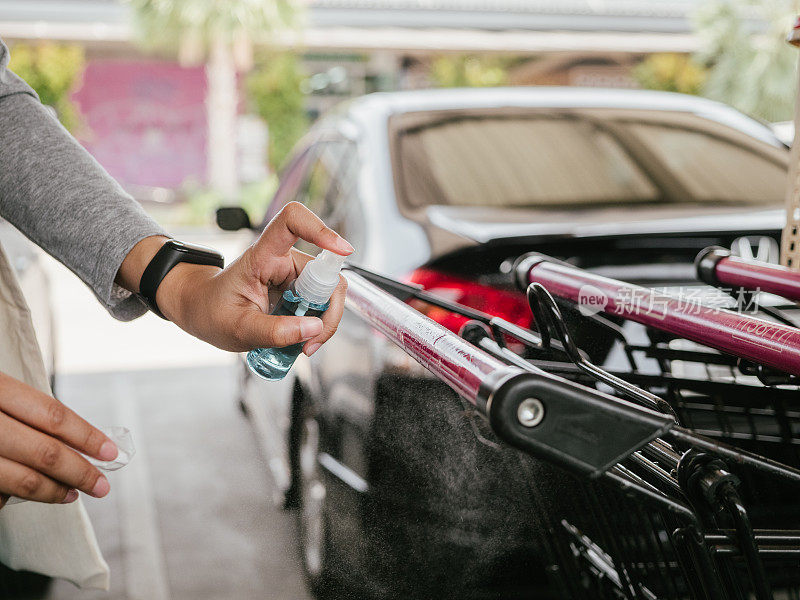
[344,256,800,600]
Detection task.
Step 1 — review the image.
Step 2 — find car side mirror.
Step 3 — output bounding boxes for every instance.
[216,206,253,231]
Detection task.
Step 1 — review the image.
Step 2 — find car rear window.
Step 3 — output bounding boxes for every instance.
[628,123,786,204]
[392,110,787,209]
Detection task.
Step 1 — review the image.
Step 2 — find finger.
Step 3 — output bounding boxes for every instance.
[303,275,347,356]
[0,373,117,462]
[256,202,353,258]
[234,311,324,351]
[0,412,110,498]
[0,455,75,504]
[290,247,314,279]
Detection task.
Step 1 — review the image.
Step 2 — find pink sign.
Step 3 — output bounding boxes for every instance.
[73,59,207,189]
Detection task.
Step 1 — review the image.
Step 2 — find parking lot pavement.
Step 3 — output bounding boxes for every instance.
[37,228,313,600]
[45,366,313,600]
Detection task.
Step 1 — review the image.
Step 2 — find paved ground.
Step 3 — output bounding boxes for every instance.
[36,229,313,600]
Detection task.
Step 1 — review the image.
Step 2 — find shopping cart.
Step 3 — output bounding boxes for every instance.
[342,254,800,600]
[696,246,800,305]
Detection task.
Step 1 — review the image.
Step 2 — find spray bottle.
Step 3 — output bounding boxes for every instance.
[247,249,346,380]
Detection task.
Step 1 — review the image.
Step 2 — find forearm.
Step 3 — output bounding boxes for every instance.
[115,235,170,293]
[0,92,168,319]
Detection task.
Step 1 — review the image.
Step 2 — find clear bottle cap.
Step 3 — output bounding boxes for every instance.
[294,250,346,305]
[5,427,134,506]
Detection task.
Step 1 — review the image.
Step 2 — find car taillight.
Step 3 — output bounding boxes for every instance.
[404,268,533,334]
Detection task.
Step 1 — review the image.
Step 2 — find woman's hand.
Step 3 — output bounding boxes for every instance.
[119,202,352,355]
[0,373,118,509]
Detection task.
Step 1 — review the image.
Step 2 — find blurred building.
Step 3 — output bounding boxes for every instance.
[0,0,730,194]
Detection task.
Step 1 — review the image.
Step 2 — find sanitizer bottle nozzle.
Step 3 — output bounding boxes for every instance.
[293,250,347,305]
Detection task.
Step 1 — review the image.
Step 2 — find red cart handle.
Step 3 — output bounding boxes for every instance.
[343,269,673,476]
[515,254,800,376]
[697,246,800,303]
[342,270,515,408]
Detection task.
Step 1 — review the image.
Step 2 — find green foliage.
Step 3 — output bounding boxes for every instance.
[246,53,308,170]
[180,176,278,225]
[127,0,296,51]
[8,43,85,132]
[430,55,511,88]
[692,0,799,121]
[633,53,707,95]
[240,175,279,220]
[181,178,222,225]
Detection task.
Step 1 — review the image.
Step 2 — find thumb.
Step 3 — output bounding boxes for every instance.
[238,312,324,350]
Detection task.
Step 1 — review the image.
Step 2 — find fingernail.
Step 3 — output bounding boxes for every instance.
[61,489,78,504]
[91,476,110,498]
[336,236,354,255]
[99,440,118,462]
[300,318,323,339]
[304,343,321,357]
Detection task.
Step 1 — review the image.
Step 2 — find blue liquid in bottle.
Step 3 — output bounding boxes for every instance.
[246,290,330,380]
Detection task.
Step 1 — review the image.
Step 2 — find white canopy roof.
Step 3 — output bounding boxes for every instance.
[0,0,752,53]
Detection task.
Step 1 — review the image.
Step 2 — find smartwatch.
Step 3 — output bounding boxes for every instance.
[138,239,225,319]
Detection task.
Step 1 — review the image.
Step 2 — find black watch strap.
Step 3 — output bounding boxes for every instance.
[139,240,225,319]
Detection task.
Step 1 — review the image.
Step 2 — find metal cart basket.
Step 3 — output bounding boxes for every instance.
[342,248,800,600]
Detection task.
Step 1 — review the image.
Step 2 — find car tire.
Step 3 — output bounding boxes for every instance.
[295,409,339,599]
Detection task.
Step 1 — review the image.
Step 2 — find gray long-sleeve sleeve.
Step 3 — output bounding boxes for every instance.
[0,39,168,320]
